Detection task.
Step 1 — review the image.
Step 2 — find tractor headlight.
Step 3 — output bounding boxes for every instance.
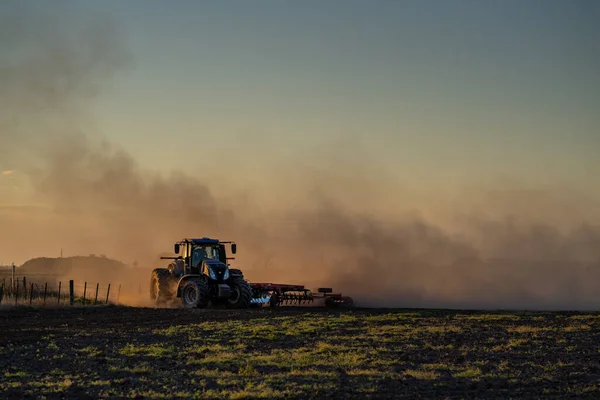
[208,267,218,280]
[223,269,229,280]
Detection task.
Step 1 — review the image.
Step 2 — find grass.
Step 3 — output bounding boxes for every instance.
[1,306,600,398]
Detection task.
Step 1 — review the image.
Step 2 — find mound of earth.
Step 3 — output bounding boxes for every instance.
[1,255,151,288]
[19,255,127,276]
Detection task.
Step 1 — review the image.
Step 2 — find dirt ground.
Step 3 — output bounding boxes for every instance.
[1,305,600,399]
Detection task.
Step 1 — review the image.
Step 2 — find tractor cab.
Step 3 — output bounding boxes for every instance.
[172,237,237,277]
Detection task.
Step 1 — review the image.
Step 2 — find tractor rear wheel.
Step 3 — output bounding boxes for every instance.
[226,278,253,309]
[150,268,171,305]
[181,279,209,309]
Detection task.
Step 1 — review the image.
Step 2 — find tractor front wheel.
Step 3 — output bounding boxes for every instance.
[181,279,209,309]
[226,279,253,309]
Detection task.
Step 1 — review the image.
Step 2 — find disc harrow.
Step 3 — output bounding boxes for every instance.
[249,283,354,308]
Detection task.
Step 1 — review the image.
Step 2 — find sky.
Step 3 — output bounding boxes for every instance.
[1,1,600,309]
[2,0,599,200]
[95,0,600,184]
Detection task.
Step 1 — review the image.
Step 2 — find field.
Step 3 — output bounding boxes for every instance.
[2,306,600,399]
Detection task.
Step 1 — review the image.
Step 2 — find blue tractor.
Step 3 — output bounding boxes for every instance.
[149,237,253,308]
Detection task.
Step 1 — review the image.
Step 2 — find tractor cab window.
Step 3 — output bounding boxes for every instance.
[191,246,219,268]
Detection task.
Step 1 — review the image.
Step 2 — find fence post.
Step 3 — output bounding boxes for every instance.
[58,281,62,304]
[106,284,111,304]
[0,285,3,305]
[43,283,48,306]
[83,282,87,304]
[117,284,121,304]
[29,283,34,306]
[15,282,18,305]
[94,283,99,305]
[69,280,74,306]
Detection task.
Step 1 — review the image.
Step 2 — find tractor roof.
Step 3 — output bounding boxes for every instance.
[184,237,220,245]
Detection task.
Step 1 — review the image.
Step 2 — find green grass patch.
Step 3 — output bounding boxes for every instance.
[3,307,600,398]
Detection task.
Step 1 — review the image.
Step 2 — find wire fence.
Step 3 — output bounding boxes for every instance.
[0,276,121,307]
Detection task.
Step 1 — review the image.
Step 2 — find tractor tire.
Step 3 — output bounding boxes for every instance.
[181,279,209,309]
[226,278,253,309]
[150,268,171,304]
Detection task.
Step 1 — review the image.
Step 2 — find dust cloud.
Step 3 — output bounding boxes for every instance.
[1,4,599,311]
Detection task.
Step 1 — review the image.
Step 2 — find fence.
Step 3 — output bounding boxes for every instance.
[0,276,121,307]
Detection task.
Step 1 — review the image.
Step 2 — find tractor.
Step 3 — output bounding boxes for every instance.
[149,237,253,308]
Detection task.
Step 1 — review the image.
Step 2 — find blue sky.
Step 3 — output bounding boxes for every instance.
[2,0,600,200]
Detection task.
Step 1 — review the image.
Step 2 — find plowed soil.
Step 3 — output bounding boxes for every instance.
[1,305,600,399]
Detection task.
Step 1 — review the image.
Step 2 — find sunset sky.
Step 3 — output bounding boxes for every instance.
[2,1,599,199]
[1,1,600,265]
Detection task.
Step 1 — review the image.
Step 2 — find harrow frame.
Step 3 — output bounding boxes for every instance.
[248,282,354,308]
